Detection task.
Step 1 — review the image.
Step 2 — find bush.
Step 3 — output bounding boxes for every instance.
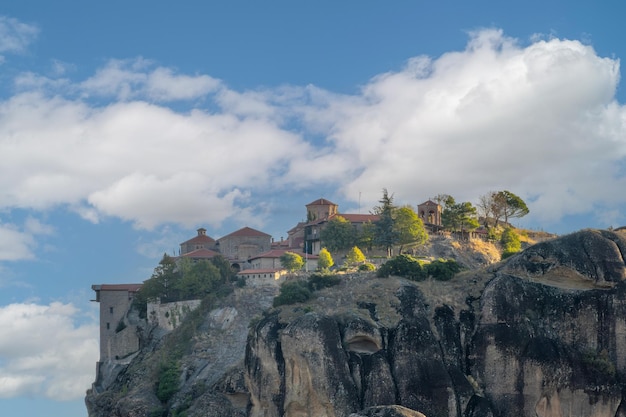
[358,262,376,271]
[345,246,366,267]
[377,254,425,281]
[501,227,522,260]
[307,273,341,291]
[425,258,462,281]
[156,361,180,403]
[273,281,312,307]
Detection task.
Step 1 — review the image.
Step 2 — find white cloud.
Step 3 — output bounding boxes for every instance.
[0,223,35,261]
[297,29,626,226]
[0,16,38,55]
[1,29,626,232]
[80,58,221,101]
[0,302,98,400]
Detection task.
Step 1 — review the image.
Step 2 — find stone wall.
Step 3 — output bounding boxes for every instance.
[147,299,202,331]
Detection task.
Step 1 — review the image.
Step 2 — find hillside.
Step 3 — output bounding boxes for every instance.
[85,229,626,417]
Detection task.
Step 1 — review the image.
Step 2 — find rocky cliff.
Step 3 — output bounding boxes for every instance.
[86,229,626,417]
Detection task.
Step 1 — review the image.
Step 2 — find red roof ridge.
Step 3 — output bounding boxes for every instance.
[179,248,221,258]
[220,226,271,239]
[306,198,337,206]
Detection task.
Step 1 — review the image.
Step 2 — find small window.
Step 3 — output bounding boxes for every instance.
[110,307,114,314]
[106,323,110,330]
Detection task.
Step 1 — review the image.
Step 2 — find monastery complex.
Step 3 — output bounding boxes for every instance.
[91,198,443,375]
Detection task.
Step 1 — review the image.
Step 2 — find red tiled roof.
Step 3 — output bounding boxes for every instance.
[220,226,271,239]
[306,198,337,207]
[419,200,440,207]
[180,234,216,246]
[179,248,221,259]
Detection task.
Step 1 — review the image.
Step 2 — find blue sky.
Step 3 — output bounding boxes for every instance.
[1,1,626,416]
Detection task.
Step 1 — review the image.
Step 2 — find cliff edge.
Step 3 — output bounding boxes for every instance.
[87,229,626,417]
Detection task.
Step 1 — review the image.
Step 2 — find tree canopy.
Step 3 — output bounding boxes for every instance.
[442,197,480,232]
[372,189,429,256]
[134,253,234,315]
[495,190,529,225]
[394,205,429,254]
[320,215,357,251]
[373,189,399,257]
[280,251,305,272]
[478,190,529,227]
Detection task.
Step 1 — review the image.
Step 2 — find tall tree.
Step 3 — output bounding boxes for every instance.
[373,188,398,257]
[494,190,530,225]
[477,191,497,227]
[394,205,429,254]
[320,215,357,251]
[136,254,179,304]
[357,221,376,251]
[174,259,222,300]
[442,200,480,233]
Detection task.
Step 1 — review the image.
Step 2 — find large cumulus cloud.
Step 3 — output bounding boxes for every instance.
[309,29,626,227]
[1,28,625,236]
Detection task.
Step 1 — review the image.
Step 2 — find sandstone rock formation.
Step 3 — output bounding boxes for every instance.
[87,229,626,417]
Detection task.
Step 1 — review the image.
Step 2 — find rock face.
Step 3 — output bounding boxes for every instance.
[87,229,626,417]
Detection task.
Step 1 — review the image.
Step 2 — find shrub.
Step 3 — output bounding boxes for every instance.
[425,258,462,281]
[358,262,376,271]
[582,349,616,381]
[377,254,425,281]
[317,248,334,270]
[273,281,312,307]
[156,361,180,403]
[307,273,341,291]
[345,246,366,267]
[500,227,521,260]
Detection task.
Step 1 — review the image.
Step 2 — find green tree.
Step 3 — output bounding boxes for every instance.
[442,198,480,233]
[345,246,366,267]
[500,227,522,259]
[394,205,429,254]
[494,190,530,226]
[317,248,334,271]
[373,188,399,257]
[357,221,376,251]
[273,281,312,307]
[320,215,357,251]
[135,254,179,307]
[280,251,305,272]
[173,259,223,300]
[210,255,235,282]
